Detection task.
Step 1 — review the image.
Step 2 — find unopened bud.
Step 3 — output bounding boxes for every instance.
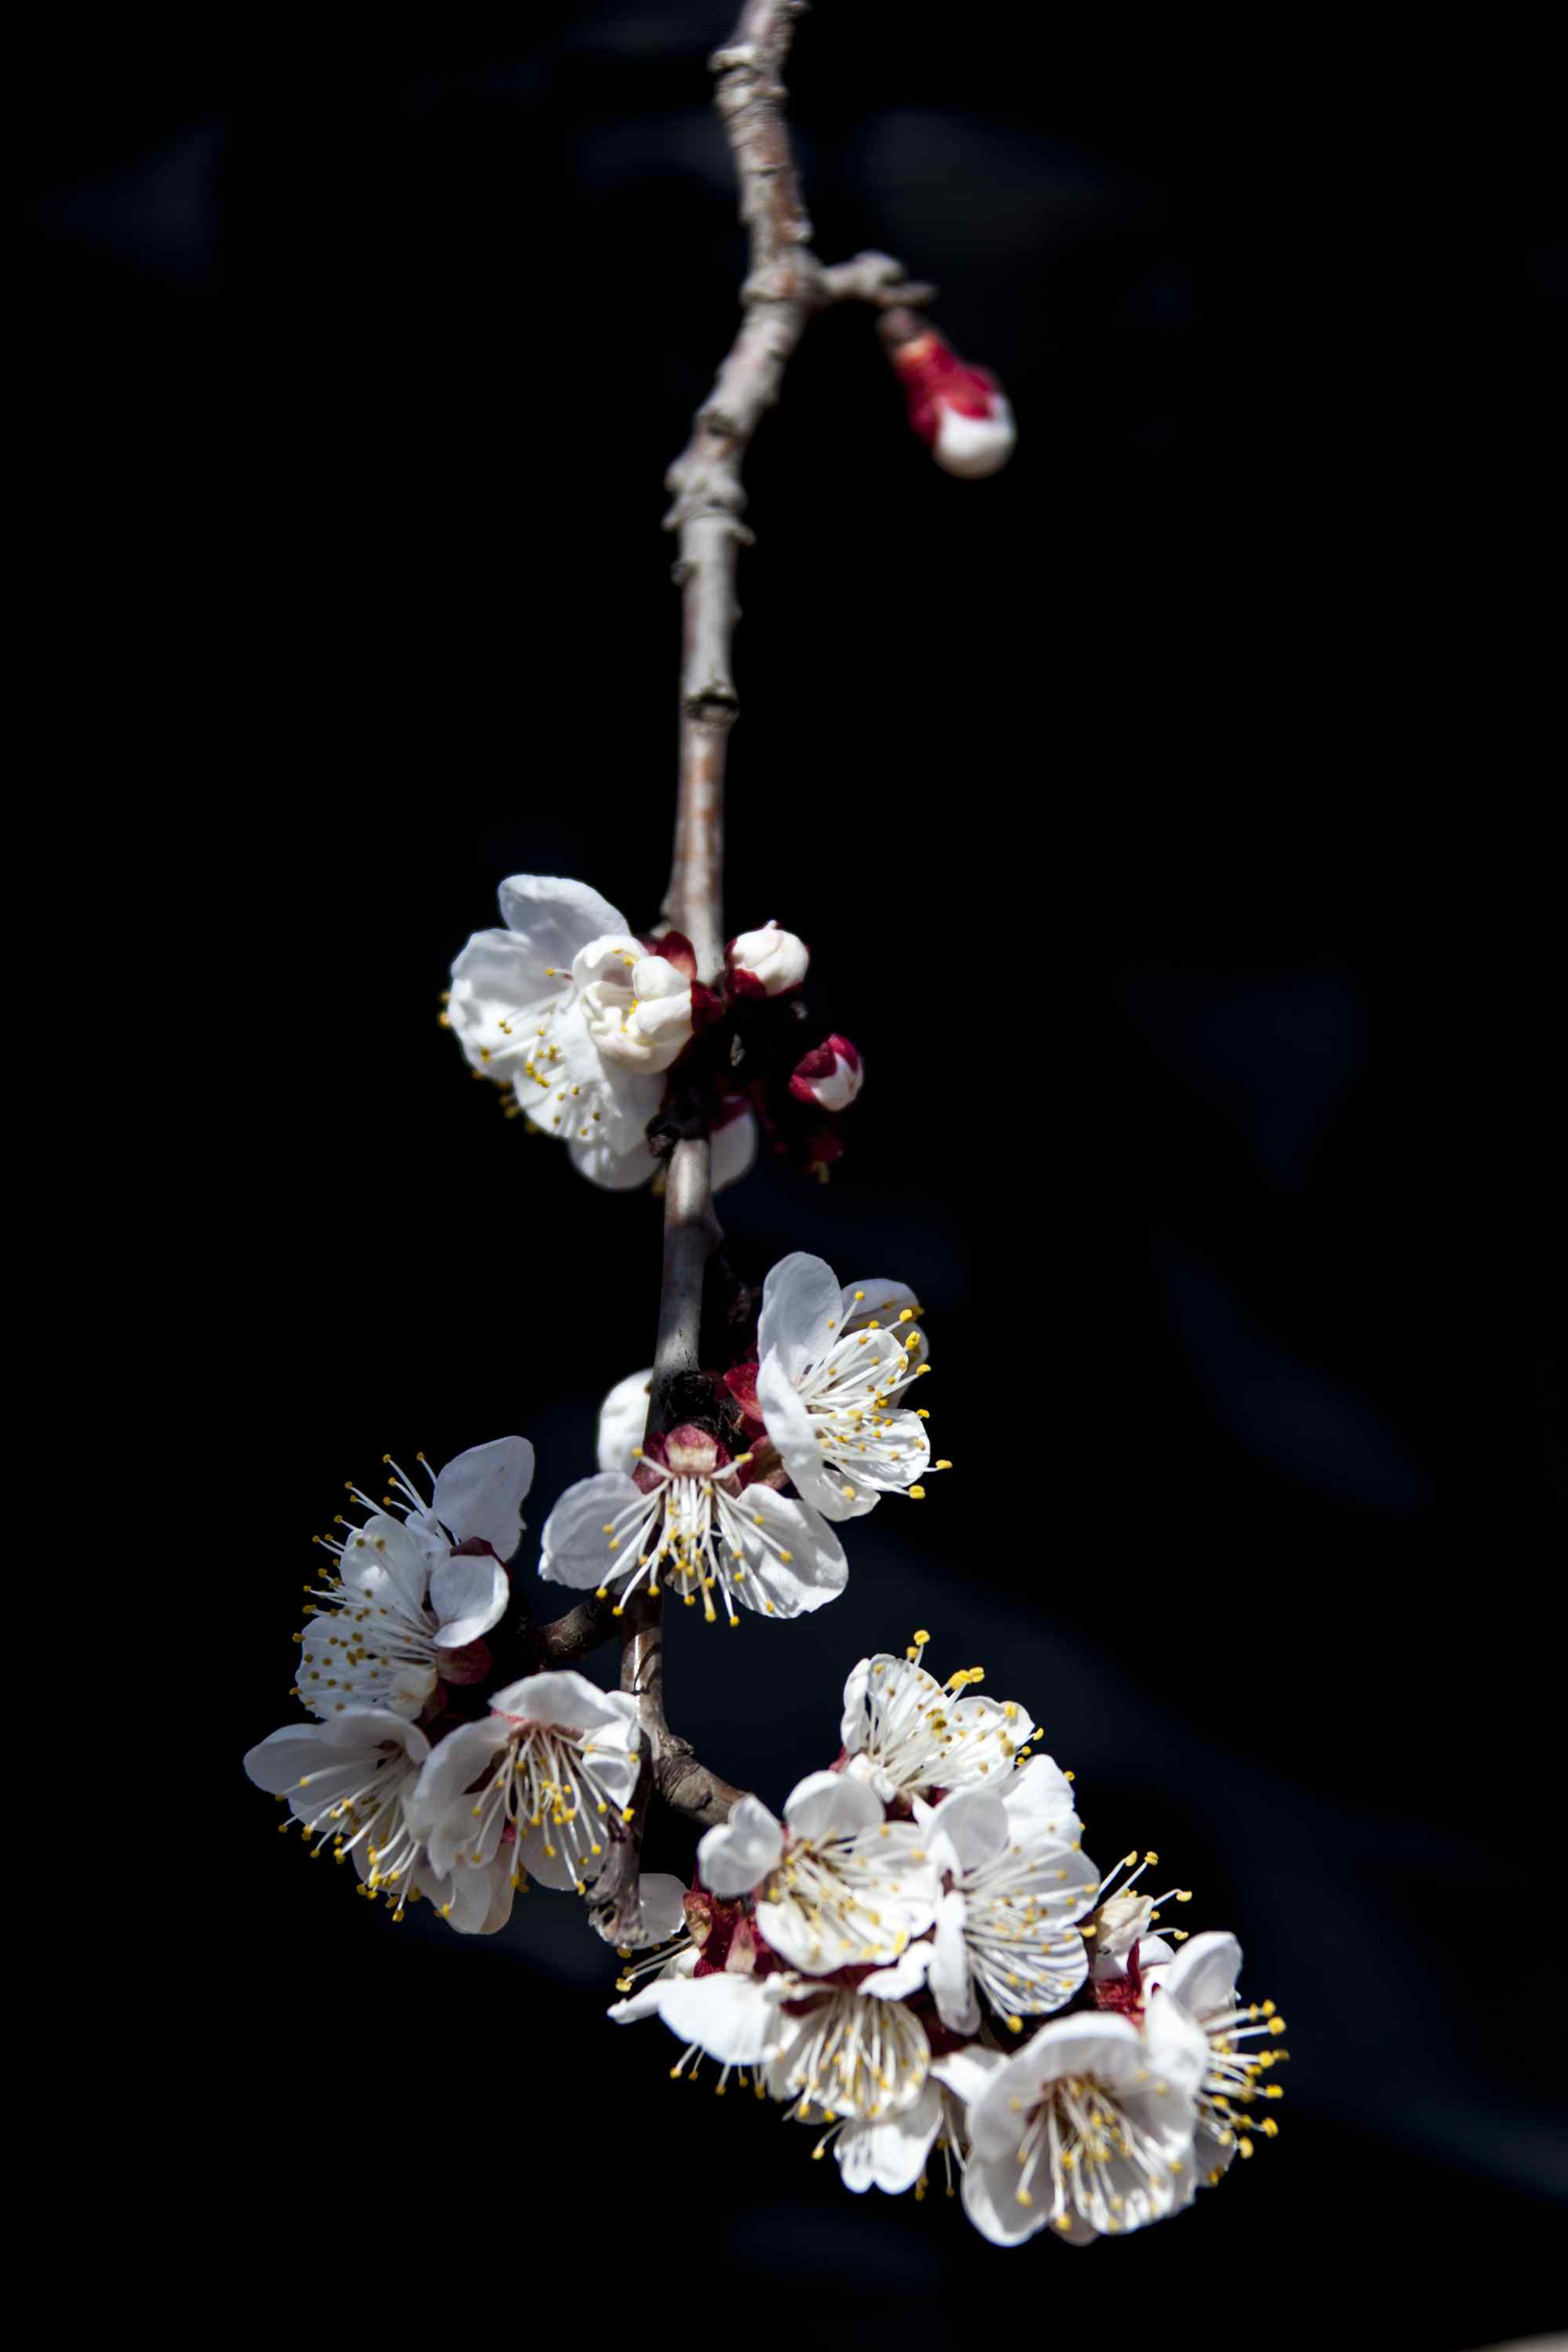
[789,1034,863,1112]
[881,314,1014,480]
[575,933,695,1073]
[725,919,810,999]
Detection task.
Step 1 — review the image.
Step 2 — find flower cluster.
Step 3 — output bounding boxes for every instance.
[611,1634,1284,2243]
[243,1249,944,1922]
[443,879,863,1189]
[543,1250,944,1624]
[245,1436,646,1927]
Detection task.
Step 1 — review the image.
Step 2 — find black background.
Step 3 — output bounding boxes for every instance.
[28,5,1563,2343]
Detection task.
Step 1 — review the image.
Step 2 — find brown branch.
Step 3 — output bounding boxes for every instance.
[593,1,938,1941]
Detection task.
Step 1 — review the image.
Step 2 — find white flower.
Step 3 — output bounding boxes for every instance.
[1087,1848,1192,1984]
[765,1960,934,2122]
[840,1637,1039,1804]
[297,1439,532,1720]
[540,1425,848,1625]
[753,1254,936,1523]
[822,2042,1007,2200]
[964,2006,1202,2246]
[726,919,810,997]
[608,1937,801,2096]
[413,1669,641,1896]
[926,1766,1098,2035]
[242,1708,513,1933]
[446,875,673,1189]
[1145,1930,1288,2177]
[696,1769,941,1973]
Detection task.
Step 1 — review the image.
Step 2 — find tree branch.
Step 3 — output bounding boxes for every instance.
[587,2,936,1938]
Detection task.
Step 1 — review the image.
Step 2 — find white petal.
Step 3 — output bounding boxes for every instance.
[754,1351,851,1520]
[782,1769,884,1844]
[929,1890,979,2034]
[1001,1752,1078,1842]
[428,1551,510,1647]
[837,2082,942,2195]
[632,1873,688,1947]
[930,2042,1008,2110]
[929,1785,1010,1872]
[496,873,630,961]
[838,1278,922,1332]
[840,1656,873,1754]
[696,1795,783,1896]
[487,1671,637,1734]
[411,1719,513,1874]
[433,1857,516,1936]
[1143,1990,1210,2095]
[710,1112,757,1194]
[596,1370,653,1472]
[757,1252,843,1381]
[430,1437,535,1559]
[539,1472,645,1588]
[242,1708,426,1796]
[859,1941,934,2000]
[447,929,554,1073]
[723,1483,848,1617]
[566,1123,657,1190]
[656,1971,784,2065]
[336,1513,430,1616]
[961,2154,1048,2246]
[1160,1929,1243,2025]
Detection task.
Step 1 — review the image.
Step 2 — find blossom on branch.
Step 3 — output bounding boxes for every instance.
[924,1769,1098,2038]
[541,1423,847,1624]
[296,1439,532,1719]
[753,1253,937,1520]
[697,1769,941,1971]
[242,1708,514,1932]
[447,875,673,1189]
[964,2005,1203,2245]
[1142,1931,1289,2176]
[839,1636,1040,1805]
[415,1668,641,1896]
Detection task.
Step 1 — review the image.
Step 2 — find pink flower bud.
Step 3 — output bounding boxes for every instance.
[725,919,810,999]
[884,321,1015,480]
[789,1034,863,1112]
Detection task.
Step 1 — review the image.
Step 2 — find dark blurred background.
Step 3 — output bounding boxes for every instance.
[28,3,1563,2343]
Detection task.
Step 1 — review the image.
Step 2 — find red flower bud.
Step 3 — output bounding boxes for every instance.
[789,1033,863,1112]
[882,316,1015,479]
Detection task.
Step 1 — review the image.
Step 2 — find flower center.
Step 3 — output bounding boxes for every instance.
[594,1457,797,1624]
[465,1724,638,1896]
[775,1991,930,2122]
[1012,2071,1185,2234]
